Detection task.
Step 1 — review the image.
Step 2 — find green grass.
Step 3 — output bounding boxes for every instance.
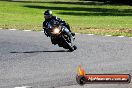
[0,0,132,36]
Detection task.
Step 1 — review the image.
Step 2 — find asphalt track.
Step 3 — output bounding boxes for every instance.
[0,30,132,88]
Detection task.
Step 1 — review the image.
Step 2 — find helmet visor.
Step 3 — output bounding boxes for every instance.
[44,15,51,19]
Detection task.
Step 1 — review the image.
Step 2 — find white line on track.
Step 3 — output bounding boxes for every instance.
[75,33,80,34]
[87,34,94,35]
[14,86,32,88]
[4,29,132,38]
[23,30,32,32]
[9,29,17,31]
[117,36,125,38]
[105,35,112,36]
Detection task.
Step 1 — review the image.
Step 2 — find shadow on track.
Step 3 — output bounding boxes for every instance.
[10,50,69,53]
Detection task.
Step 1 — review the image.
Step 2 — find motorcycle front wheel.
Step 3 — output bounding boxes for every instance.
[61,36,75,52]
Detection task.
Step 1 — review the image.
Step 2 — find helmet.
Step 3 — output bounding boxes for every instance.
[44,10,52,16]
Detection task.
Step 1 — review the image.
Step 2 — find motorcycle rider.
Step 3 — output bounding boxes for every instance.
[43,10,75,38]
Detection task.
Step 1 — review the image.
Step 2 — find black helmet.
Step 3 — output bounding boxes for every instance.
[44,10,52,16]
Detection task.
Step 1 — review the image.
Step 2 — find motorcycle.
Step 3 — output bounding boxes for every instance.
[45,20,77,52]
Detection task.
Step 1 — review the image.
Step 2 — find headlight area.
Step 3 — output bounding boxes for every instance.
[52,28,60,34]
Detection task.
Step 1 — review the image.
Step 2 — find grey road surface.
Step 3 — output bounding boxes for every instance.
[0,30,132,88]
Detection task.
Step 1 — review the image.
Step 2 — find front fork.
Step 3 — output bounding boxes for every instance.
[64,31,74,46]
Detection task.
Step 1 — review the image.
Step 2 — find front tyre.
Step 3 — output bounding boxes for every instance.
[68,46,74,52]
[68,45,77,52]
[73,45,77,50]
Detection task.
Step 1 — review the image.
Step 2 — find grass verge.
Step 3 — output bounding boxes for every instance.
[0,0,132,36]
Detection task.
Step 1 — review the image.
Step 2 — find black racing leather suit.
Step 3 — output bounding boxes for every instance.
[43,16,71,37]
